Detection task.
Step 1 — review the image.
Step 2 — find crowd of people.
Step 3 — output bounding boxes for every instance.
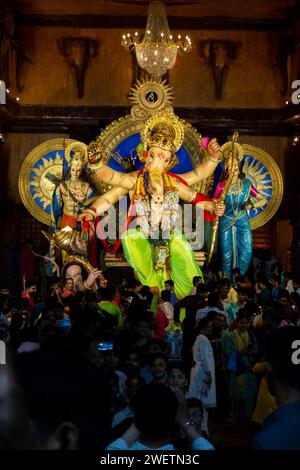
[0,253,300,451]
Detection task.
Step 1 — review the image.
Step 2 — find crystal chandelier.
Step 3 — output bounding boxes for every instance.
[121,0,192,81]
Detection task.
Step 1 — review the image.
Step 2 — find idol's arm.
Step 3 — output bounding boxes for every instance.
[252,193,268,209]
[88,162,138,190]
[245,186,268,210]
[180,138,222,186]
[175,179,224,214]
[78,186,129,221]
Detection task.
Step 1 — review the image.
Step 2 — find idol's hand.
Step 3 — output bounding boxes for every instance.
[213,200,225,216]
[207,138,221,160]
[86,268,107,289]
[78,212,94,222]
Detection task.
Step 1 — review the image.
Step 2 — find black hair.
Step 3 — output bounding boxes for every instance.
[149,352,168,366]
[236,308,252,323]
[219,279,230,288]
[133,384,178,440]
[167,360,186,376]
[194,315,213,341]
[271,274,281,284]
[193,276,202,286]
[196,283,209,296]
[186,397,204,415]
[279,289,290,300]
[165,279,174,287]
[161,290,171,302]
[267,326,300,390]
[207,292,220,307]
[99,283,117,301]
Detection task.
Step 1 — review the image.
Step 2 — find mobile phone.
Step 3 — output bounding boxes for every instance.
[97,341,113,351]
[56,319,71,328]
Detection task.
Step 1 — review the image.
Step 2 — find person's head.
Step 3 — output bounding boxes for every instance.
[192,276,202,287]
[213,313,228,332]
[279,289,290,310]
[146,338,168,356]
[271,262,282,276]
[266,327,300,404]
[262,310,274,330]
[64,278,74,291]
[207,292,221,308]
[258,277,270,289]
[293,276,300,290]
[161,289,171,303]
[99,283,117,302]
[125,278,140,291]
[167,362,187,392]
[133,383,178,442]
[218,279,230,299]
[25,280,37,296]
[164,280,174,292]
[139,285,151,299]
[271,274,281,287]
[134,315,151,338]
[186,398,204,433]
[237,287,249,304]
[236,309,251,333]
[104,349,120,370]
[290,292,300,307]
[126,375,146,403]
[196,283,209,300]
[85,339,105,369]
[195,316,214,339]
[282,272,293,285]
[150,353,168,382]
[124,351,141,374]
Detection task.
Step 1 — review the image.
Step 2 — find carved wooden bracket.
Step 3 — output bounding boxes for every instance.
[0,0,15,87]
[200,40,238,101]
[274,35,296,97]
[11,30,32,92]
[58,37,99,99]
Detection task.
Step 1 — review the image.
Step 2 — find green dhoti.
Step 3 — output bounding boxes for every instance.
[121,228,202,300]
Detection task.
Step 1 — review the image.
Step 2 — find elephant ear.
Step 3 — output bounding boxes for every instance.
[167,153,179,171]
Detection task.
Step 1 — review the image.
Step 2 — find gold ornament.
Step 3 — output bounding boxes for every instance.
[241,144,284,230]
[142,111,185,154]
[18,138,77,226]
[129,77,174,121]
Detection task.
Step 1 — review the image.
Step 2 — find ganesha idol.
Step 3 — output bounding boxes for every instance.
[80,111,225,299]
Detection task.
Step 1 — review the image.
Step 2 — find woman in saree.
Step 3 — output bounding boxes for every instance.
[214,158,267,281]
[221,310,258,421]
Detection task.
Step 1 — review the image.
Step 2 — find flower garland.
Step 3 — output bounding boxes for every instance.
[132,170,180,272]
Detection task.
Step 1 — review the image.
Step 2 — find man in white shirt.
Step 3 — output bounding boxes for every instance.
[106,383,214,450]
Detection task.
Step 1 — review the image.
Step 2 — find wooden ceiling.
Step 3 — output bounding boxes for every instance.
[10,0,300,30]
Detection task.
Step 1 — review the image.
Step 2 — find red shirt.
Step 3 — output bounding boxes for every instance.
[153,308,169,341]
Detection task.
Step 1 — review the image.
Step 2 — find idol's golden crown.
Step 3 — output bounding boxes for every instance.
[147,123,177,153]
[142,111,184,154]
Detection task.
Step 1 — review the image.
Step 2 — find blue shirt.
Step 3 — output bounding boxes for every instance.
[252,400,300,450]
[106,436,214,451]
